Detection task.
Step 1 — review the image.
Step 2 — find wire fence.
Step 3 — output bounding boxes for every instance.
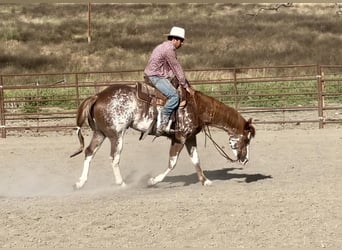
[1,64,342,138]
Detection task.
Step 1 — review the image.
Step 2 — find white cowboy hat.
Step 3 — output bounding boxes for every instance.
[167,26,185,40]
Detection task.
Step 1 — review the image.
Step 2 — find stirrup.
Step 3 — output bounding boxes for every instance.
[155,124,169,137]
[155,126,178,137]
[153,127,178,141]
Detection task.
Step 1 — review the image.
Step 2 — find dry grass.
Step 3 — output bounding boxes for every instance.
[1,3,342,74]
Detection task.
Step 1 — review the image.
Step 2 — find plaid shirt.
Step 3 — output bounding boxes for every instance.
[144,40,189,89]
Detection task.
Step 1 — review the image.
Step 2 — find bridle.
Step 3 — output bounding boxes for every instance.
[202,125,238,163]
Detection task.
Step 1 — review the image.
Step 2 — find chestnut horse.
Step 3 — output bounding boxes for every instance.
[70,83,255,189]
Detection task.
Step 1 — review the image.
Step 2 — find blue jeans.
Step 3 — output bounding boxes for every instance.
[148,76,180,119]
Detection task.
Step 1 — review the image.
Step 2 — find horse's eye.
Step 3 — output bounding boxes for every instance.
[229,138,238,149]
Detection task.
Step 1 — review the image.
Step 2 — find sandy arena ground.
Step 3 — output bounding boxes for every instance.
[0,126,342,247]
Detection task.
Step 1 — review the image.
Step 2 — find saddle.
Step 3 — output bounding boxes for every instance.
[135,77,188,140]
[136,78,167,106]
[136,76,187,106]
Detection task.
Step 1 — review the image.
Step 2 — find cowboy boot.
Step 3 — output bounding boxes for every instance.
[156,115,170,137]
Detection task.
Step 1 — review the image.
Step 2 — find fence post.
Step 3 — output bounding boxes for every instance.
[0,76,6,138]
[317,65,324,129]
[233,68,239,109]
[75,73,80,107]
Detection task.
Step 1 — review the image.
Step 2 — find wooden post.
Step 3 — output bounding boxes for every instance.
[88,3,91,43]
[317,65,324,129]
[0,76,6,138]
[75,73,80,107]
[233,68,239,109]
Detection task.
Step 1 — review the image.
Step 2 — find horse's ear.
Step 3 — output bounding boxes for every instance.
[245,118,256,138]
[244,118,253,129]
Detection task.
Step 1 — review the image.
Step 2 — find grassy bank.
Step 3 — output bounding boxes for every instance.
[0,3,342,75]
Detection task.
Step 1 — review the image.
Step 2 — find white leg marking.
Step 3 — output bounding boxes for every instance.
[204,179,213,186]
[189,146,212,186]
[111,156,126,187]
[148,155,179,186]
[148,168,172,186]
[189,146,200,165]
[169,155,178,169]
[75,155,93,189]
[111,136,126,187]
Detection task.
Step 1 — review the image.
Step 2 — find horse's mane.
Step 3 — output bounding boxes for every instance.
[193,91,248,133]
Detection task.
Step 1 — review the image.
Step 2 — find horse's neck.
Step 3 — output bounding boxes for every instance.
[194,92,245,134]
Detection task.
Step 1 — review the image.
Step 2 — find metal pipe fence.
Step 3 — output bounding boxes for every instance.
[1,64,342,138]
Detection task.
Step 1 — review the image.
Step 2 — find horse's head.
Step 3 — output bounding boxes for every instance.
[228,118,255,165]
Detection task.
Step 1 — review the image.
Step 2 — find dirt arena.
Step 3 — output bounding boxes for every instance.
[1,126,342,247]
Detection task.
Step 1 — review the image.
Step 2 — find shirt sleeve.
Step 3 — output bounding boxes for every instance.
[164,47,189,89]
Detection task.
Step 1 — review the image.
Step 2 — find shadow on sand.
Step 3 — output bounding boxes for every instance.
[163,167,272,186]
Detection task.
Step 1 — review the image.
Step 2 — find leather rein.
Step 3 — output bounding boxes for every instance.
[202,125,238,163]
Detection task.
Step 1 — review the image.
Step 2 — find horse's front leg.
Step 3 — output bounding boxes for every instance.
[185,135,212,186]
[148,139,184,186]
[109,132,126,187]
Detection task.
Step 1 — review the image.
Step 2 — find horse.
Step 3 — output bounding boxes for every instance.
[70,82,256,189]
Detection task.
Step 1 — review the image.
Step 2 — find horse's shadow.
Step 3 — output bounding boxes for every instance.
[163,167,272,186]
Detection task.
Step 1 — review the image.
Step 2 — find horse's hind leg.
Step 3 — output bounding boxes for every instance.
[185,135,212,186]
[108,131,126,187]
[148,139,184,186]
[74,131,105,189]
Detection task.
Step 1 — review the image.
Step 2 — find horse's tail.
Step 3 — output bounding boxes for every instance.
[70,95,98,158]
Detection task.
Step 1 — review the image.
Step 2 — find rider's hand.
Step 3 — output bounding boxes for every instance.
[186,86,195,96]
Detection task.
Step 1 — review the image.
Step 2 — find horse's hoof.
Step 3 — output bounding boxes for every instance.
[147,177,156,187]
[203,179,213,186]
[73,179,86,190]
[73,183,81,191]
[120,182,127,188]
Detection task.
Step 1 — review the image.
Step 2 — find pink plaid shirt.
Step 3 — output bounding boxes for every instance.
[144,41,189,89]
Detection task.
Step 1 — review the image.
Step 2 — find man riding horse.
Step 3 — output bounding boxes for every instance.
[144,26,195,136]
[70,26,256,189]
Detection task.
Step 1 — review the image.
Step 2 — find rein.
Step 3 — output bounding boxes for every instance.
[202,125,238,163]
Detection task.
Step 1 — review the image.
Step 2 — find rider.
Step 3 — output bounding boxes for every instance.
[144,26,195,136]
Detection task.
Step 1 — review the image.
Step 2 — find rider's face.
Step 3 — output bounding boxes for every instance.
[173,38,184,49]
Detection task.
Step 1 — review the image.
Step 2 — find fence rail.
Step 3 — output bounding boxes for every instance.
[1,64,342,138]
